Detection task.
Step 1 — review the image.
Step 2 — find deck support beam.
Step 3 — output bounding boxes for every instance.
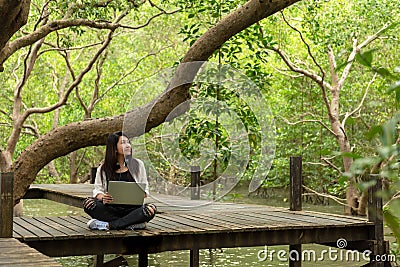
[138,252,148,267]
[190,248,200,267]
[94,254,128,267]
[368,175,387,267]
[288,244,302,267]
[93,254,104,267]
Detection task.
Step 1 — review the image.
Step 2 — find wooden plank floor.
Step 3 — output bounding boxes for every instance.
[0,238,61,267]
[17,184,375,257]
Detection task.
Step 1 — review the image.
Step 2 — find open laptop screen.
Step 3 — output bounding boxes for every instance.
[107,181,146,205]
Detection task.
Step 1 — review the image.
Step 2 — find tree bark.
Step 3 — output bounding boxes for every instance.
[330,118,357,214]
[9,0,301,203]
[69,151,78,184]
[0,0,31,71]
[46,161,60,182]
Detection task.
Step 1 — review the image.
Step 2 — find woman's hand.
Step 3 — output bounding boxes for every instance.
[83,197,96,210]
[97,192,113,204]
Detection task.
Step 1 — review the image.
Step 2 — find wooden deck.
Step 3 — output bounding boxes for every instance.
[17,184,375,258]
[0,238,61,267]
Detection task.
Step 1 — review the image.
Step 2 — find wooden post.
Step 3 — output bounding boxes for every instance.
[93,255,104,267]
[368,175,385,267]
[138,252,148,267]
[190,166,200,266]
[0,172,14,238]
[94,254,128,267]
[290,156,302,211]
[191,166,200,200]
[289,244,302,267]
[289,157,302,267]
[190,248,200,267]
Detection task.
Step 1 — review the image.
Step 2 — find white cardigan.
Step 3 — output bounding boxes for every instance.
[92,159,149,197]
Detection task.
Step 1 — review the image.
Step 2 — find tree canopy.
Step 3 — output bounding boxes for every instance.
[1,0,301,201]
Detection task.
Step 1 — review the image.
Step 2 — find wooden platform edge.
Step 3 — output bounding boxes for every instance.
[0,238,61,267]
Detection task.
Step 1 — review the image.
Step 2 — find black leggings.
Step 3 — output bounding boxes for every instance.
[83,199,156,230]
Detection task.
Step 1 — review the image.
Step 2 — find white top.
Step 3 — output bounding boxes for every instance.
[92,159,149,197]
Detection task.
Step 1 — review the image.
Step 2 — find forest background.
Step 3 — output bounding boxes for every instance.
[0,0,400,257]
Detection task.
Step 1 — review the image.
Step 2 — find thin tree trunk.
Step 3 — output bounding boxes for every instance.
[69,151,78,184]
[47,161,60,182]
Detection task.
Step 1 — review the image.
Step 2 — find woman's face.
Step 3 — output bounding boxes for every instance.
[117,136,132,156]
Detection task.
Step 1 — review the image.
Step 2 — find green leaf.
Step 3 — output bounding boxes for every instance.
[374,67,392,77]
[387,80,400,93]
[383,209,400,244]
[355,50,373,67]
[366,125,383,140]
[396,90,400,104]
[358,179,376,192]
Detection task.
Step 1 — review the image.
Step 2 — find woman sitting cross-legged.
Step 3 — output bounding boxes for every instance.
[83,131,156,230]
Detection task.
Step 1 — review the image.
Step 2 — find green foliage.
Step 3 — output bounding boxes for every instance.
[48,0,138,20]
[347,53,400,251]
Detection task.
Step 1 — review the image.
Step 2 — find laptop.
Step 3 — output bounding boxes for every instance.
[107,181,146,205]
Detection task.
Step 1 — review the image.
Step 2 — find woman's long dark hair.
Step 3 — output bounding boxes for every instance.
[100,131,140,183]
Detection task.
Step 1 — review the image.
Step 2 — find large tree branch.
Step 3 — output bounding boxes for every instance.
[270,47,331,89]
[0,19,119,68]
[269,46,334,121]
[321,157,343,175]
